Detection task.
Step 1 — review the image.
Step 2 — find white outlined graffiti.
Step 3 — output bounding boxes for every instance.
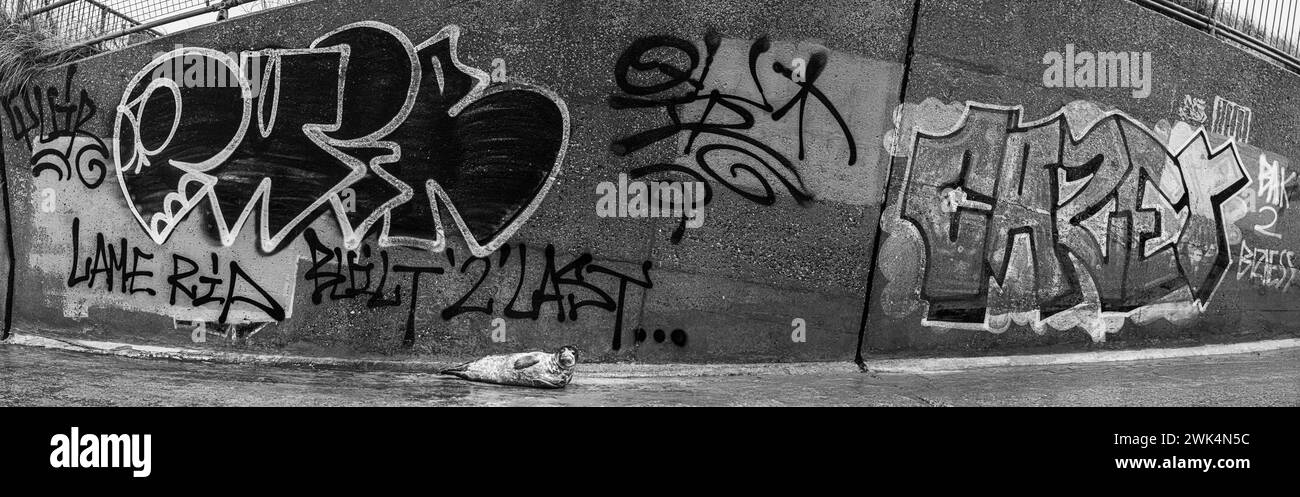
[114,22,569,257]
[880,100,1250,341]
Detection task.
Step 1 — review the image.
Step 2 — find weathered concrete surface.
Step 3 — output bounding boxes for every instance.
[1,0,909,363]
[866,0,1300,356]
[9,330,1295,375]
[1,344,1295,406]
[1,0,1298,365]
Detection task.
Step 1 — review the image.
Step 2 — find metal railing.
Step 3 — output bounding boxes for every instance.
[1133,0,1300,74]
[11,0,1294,72]
[98,0,229,24]
[3,0,302,55]
[2,0,157,51]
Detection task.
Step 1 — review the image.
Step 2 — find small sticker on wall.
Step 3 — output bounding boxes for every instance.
[791,318,807,343]
[490,317,507,343]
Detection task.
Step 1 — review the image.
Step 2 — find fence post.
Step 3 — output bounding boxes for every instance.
[98,3,108,49]
[1207,0,1220,37]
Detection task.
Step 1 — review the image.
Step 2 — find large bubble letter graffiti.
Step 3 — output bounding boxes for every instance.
[114,22,569,257]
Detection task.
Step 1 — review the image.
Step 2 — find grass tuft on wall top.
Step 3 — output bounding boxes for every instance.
[0,12,85,96]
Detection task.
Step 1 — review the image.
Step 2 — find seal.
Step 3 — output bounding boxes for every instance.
[440,346,578,389]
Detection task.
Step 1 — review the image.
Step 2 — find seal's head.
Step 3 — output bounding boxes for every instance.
[556,346,578,369]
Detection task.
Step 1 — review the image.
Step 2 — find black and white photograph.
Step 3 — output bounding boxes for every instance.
[0,0,1295,484]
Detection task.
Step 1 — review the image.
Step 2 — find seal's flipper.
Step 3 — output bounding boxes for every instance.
[513,355,540,370]
[441,362,471,378]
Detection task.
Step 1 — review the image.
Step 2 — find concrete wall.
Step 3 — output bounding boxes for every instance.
[868,0,1300,356]
[1,0,1296,363]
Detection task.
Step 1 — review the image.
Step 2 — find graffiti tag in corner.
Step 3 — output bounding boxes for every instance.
[896,102,1249,331]
[2,65,109,190]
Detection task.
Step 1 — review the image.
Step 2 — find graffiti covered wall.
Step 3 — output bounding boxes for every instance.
[1,0,1297,363]
[865,0,1300,354]
[0,0,909,362]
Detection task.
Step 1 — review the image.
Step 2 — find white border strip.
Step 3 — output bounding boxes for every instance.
[3,333,1296,377]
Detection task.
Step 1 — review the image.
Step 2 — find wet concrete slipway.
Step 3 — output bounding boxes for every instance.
[1,340,1296,406]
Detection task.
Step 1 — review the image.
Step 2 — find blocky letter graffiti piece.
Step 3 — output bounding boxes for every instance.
[1115,119,1185,306]
[900,107,1008,322]
[1056,116,1133,311]
[898,102,1249,331]
[985,119,1079,316]
[1173,132,1249,304]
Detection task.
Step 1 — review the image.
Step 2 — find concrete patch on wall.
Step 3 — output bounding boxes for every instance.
[609,32,897,210]
[5,65,298,326]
